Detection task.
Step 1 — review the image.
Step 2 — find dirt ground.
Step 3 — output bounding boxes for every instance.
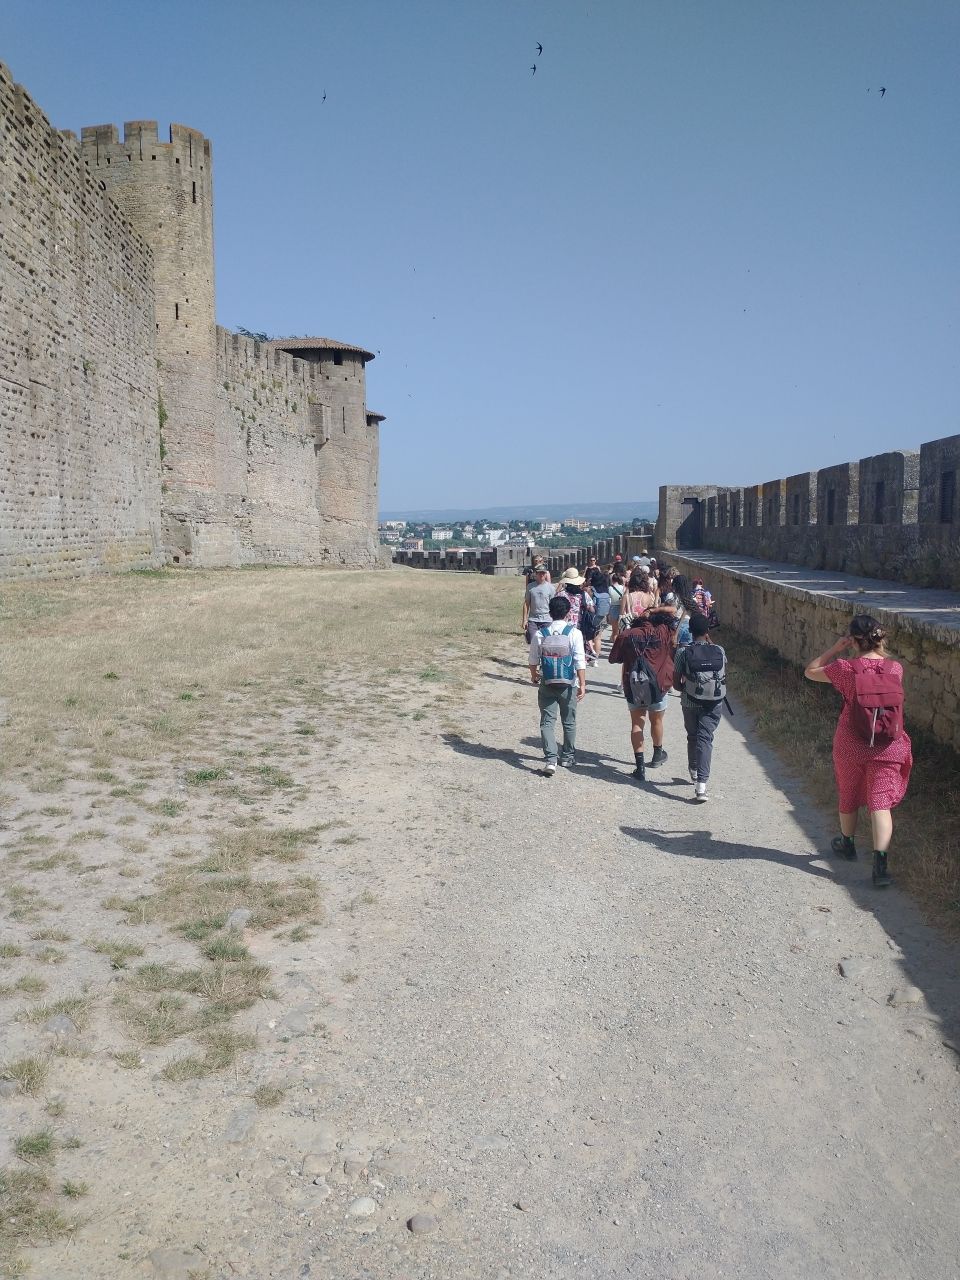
[2,567,959,1279]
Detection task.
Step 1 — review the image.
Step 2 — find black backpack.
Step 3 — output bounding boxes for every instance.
[677,643,728,708]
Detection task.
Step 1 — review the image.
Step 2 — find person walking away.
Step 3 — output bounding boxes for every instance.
[528,595,587,775]
[673,613,728,801]
[608,606,677,780]
[619,569,658,630]
[804,615,911,887]
[669,574,701,647]
[585,557,612,658]
[521,566,555,643]
[554,567,596,662]
[608,570,627,642]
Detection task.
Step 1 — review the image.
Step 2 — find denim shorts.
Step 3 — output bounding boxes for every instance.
[626,690,669,714]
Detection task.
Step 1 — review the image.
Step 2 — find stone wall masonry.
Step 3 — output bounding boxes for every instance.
[666,549,960,753]
[0,63,162,578]
[218,331,323,564]
[657,435,960,589]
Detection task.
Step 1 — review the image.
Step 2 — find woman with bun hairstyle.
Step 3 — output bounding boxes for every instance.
[804,615,912,888]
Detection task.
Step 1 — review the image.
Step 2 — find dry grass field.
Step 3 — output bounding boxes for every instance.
[0,565,518,1275]
[1,566,958,1274]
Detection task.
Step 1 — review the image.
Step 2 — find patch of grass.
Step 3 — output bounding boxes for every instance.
[201,935,250,963]
[0,974,48,999]
[60,1180,88,1199]
[254,764,295,789]
[2,1055,50,1095]
[113,1050,145,1069]
[345,888,378,913]
[161,1027,257,1082]
[30,929,71,943]
[44,1099,66,1118]
[88,937,146,969]
[724,631,960,931]
[67,828,108,845]
[24,997,90,1031]
[340,970,359,984]
[150,799,185,818]
[105,867,322,936]
[0,944,24,959]
[39,806,70,817]
[36,947,66,965]
[14,1130,57,1164]
[253,1083,286,1108]
[197,826,319,873]
[287,925,311,943]
[185,767,228,786]
[120,958,273,1045]
[418,666,446,682]
[0,1166,78,1272]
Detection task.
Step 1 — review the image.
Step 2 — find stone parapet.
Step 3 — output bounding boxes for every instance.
[665,549,960,752]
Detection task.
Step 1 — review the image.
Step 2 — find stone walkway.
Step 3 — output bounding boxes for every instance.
[670,550,960,639]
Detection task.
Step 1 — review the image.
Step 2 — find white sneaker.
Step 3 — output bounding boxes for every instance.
[543,762,557,776]
[695,781,708,802]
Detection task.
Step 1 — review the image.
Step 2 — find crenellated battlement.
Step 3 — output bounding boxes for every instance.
[80,120,211,165]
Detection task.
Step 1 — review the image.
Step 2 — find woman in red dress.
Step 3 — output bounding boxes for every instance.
[804,615,911,888]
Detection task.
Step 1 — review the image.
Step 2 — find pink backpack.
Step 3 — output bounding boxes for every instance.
[849,658,904,748]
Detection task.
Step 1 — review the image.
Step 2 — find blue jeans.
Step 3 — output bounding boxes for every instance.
[538,683,578,764]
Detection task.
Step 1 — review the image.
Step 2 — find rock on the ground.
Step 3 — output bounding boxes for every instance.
[407,1212,439,1234]
[888,985,924,1007]
[347,1195,377,1217]
[42,1013,78,1036]
[226,907,252,931]
[223,1106,257,1143]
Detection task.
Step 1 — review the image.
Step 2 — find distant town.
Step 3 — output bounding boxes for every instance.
[379,516,654,554]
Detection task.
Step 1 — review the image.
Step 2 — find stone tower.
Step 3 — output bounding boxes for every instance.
[265,339,381,565]
[79,121,241,565]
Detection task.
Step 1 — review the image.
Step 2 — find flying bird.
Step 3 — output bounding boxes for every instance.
[531,64,537,75]
[879,86,886,97]
[536,42,543,55]
[322,90,327,103]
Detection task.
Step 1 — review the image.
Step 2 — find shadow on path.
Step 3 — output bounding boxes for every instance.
[622,825,836,880]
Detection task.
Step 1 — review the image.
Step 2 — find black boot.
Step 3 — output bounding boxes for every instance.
[872,851,893,888]
[649,746,668,768]
[831,835,857,861]
[632,753,646,781]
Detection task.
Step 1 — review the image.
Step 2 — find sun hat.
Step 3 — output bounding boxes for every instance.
[559,566,585,585]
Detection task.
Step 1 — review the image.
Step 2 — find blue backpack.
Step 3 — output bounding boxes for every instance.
[539,624,577,685]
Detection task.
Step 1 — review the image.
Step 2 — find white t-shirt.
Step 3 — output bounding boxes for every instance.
[528,619,587,673]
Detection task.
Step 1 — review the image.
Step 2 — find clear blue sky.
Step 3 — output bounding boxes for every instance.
[6,0,958,512]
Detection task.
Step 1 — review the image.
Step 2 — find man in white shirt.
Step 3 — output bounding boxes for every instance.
[528,595,587,776]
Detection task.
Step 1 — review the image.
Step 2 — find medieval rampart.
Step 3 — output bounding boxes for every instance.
[666,550,960,754]
[656,434,960,590]
[0,61,384,579]
[0,65,163,578]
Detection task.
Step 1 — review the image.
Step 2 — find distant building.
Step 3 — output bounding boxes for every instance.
[563,518,590,532]
[401,538,424,551]
[432,527,453,541]
[379,520,406,531]
[481,528,509,546]
[538,520,561,534]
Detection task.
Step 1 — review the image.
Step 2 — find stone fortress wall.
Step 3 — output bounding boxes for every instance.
[656,433,960,590]
[0,61,384,579]
[0,65,163,578]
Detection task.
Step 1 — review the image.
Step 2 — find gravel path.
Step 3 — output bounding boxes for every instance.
[263,646,960,1279]
[30,641,960,1279]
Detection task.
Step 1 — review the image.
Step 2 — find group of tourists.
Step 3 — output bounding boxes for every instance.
[522,552,911,888]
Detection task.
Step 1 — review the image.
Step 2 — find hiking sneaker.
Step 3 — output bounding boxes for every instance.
[872,851,893,888]
[831,835,858,862]
[649,746,668,768]
[543,762,557,777]
[632,759,646,782]
[694,781,708,802]
[559,755,576,768]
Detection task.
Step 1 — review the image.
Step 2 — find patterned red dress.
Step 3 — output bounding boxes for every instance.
[825,658,912,812]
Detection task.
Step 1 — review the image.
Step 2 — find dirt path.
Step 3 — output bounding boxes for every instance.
[15,640,960,1278]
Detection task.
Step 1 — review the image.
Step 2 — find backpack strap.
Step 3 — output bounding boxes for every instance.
[539,624,551,637]
[561,625,574,636]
